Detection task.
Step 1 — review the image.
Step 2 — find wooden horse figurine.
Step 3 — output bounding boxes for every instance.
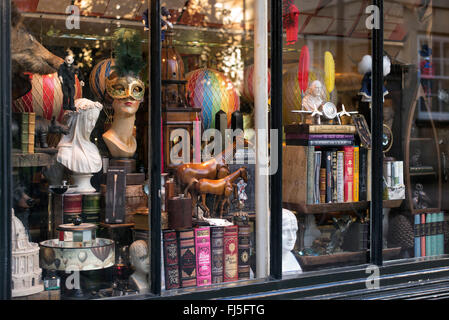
[190,167,248,218]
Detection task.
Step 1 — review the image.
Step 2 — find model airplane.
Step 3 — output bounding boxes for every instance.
[336,104,358,125]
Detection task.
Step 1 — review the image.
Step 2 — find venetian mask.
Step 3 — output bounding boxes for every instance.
[106,74,145,101]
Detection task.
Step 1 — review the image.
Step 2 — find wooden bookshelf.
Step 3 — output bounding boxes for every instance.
[12,151,56,167]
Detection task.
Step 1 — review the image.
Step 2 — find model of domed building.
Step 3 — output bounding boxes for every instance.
[11,209,43,297]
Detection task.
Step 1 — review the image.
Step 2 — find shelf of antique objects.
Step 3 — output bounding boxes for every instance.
[298,247,402,271]
[12,150,56,168]
[409,172,437,177]
[283,200,403,214]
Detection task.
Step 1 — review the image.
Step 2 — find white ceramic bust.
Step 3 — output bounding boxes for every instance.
[57,98,103,193]
[282,209,302,273]
[129,240,150,294]
[301,80,326,112]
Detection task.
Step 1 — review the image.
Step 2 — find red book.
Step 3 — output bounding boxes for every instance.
[162,230,180,289]
[223,225,239,282]
[194,227,212,286]
[421,213,426,257]
[343,146,354,202]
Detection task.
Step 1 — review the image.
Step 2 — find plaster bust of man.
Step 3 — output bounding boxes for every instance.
[301,80,326,112]
[129,240,150,293]
[282,209,302,273]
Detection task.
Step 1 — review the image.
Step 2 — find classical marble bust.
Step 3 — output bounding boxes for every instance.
[282,208,302,274]
[301,80,326,112]
[129,240,150,294]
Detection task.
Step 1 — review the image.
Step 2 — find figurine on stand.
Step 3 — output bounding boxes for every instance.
[102,29,145,158]
[129,240,150,294]
[282,209,302,273]
[299,80,326,124]
[57,98,103,193]
[58,49,85,111]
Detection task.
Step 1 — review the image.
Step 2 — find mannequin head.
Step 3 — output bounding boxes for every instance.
[282,209,298,253]
[129,240,150,275]
[64,49,74,65]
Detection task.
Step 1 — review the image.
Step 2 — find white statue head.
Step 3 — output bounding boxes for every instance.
[130,240,150,275]
[309,80,323,97]
[282,209,298,253]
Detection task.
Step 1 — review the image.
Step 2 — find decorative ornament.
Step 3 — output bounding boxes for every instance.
[322,102,337,120]
[324,51,335,94]
[78,251,88,263]
[241,64,271,103]
[283,0,300,45]
[336,104,358,125]
[297,45,310,97]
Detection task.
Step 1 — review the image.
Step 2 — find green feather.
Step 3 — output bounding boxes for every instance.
[112,28,145,77]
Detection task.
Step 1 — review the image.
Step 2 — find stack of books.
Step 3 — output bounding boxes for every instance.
[13,112,35,153]
[162,224,251,290]
[414,212,445,257]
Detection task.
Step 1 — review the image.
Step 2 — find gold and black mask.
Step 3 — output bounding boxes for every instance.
[106,75,145,101]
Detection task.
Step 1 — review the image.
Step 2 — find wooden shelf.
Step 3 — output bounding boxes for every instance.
[410,137,433,142]
[283,199,403,214]
[12,152,56,167]
[410,172,437,177]
[383,199,404,208]
[298,247,401,270]
[411,208,441,214]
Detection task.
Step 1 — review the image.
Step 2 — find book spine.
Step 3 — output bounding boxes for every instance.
[325,151,332,203]
[195,227,212,286]
[353,146,359,202]
[21,113,29,153]
[306,146,315,204]
[359,148,367,201]
[367,149,372,201]
[343,146,354,202]
[314,151,322,204]
[319,168,326,203]
[177,229,197,288]
[163,230,181,289]
[309,125,356,134]
[421,213,426,257]
[438,212,444,255]
[414,214,421,257]
[432,213,438,256]
[28,112,35,153]
[286,133,354,140]
[210,226,224,283]
[337,151,344,203]
[223,225,238,282]
[237,224,251,280]
[288,139,354,146]
[426,213,432,256]
[331,151,338,203]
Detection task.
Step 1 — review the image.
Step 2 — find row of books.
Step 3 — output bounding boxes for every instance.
[414,212,445,257]
[306,145,369,204]
[162,224,251,290]
[13,112,35,153]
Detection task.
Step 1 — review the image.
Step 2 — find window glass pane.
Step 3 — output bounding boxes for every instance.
[384,1,447,261]
[281,0,374,274]
[11,0,150,299]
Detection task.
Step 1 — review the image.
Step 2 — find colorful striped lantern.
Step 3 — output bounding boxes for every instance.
[89,58,115,102]
[12,73,82,122]
[186,68,239,130]
[241,64,271,102]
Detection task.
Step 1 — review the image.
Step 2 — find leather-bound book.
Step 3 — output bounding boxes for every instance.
[21,112,29,153]
[210,226,224,283]
[162,230,180,289]
[237,223,251,280]
[194,227,211,286]
[177,228,196,288]
[223,225,238,282]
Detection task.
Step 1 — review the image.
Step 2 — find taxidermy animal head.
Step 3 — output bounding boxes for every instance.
[11,1,64,99]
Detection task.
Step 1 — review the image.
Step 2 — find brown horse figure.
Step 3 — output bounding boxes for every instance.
[191,167,248,218]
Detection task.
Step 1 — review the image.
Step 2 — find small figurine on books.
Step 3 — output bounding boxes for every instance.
[58,49,85,111]
[300,80,326,124]
[129,240,150,294]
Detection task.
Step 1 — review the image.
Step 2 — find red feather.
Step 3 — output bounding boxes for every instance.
[298,45,310,94]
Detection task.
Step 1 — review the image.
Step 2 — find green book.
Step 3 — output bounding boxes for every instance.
[426,213,432,256]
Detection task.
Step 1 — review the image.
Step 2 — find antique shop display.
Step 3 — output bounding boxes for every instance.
[129,240,150,293]
[58,49,85,111]
[241,64,271,103]
[104,167,126,224]
[282,209,302,274]
[357,54,391,103]
[89,58,115,103]
[57,98,103,194]
[11,209,44,297]
[167,196,192,230]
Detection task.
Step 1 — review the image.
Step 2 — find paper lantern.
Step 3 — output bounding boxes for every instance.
[186,68,239,130]
[241,64,271,102]
[89,58,115,102]
[12,73,82,122]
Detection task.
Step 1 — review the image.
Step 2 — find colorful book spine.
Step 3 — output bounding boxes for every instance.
[28,112,35,153]
[337,151,344,203]
[431,213,437,256]
[21,113,29,153]
[421,213,426,257]
[367,149,372,201]
[343,146,354,202]
[306,146,315,204]
[177,228,197,288]
[286,133,355,140]
[223,225,238,282]
[237,224,251,280]
[331,151,338,203]
[438,212,444,255]
[162,230,180,289]
[319,168,326,203]
[426,213,432,256]
[353,146,359,202]
[414,214,421,257]
[195,227,212,286]
[325,151,332,203]
[210,226,224,284]
[288,139,354,146]
[314,151,322,204]
[359,148,368,201]
[285,124,356,134]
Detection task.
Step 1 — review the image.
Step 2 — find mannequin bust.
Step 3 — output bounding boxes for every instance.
[129,240,150,294]
[57,98,103,193]
[282,209,302,273]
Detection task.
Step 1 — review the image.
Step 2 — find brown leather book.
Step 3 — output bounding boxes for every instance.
[177,228,196,288]
[223,225,238,282]
[237,223,251,280]
[210,226,224,284]
[163,230,180,289]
